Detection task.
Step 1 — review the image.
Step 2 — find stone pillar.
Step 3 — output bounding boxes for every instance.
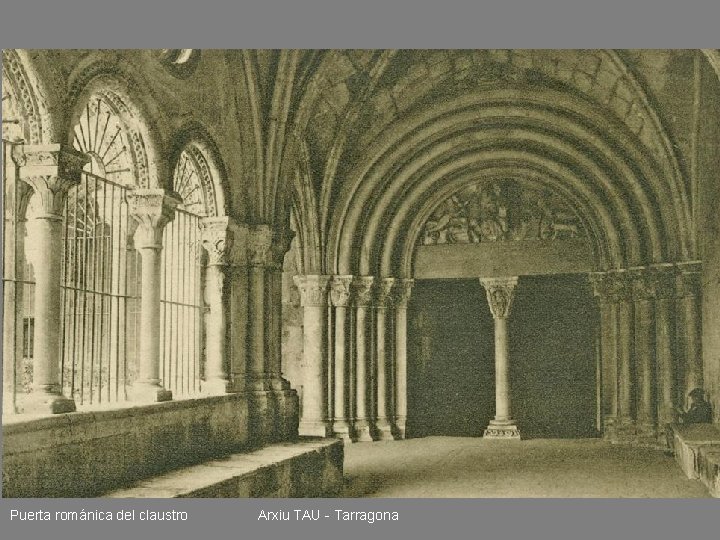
[227,224,250,392]
[614,272,634,430]
[268,230,294,391]
[393,278,414,439]
[247,225,273,391]
[630,267,657,439]
[330,275,354,440]
[676,262,703,402]
[127,189,181,403]
[352,276,375,442]
[652,264,677,426]
[480,277,520,439]
[590,272,619,437]
[374,278,396,440]
[200,217,238,394]
[11,144,88,414]
[294,274,332,436]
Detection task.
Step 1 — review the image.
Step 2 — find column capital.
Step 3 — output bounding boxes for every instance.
[375,278,396,308]
[270,228,295,269]
[128,189,182,249]
[393,278,415,308]
[675,261,702,298]
[11,143,89,218]
[649,264,677,300]
[200,216,243,267]
[247,224,273,267]
[294,274,331,307]
[352,276,376,307]
[330,275,354,307]
[589,270,632,301]
[628,266,656,301]
[480,276,519,319]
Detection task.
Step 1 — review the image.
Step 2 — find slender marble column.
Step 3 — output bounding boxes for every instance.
[393,278,413,440]
[353,276,375,442]
[11,144,88,414]
[374,278,396,440]
[630,267,657,438]
[652,264,677,426]
[200,217,238,394]
[590,272,619,437]
[294,274,332,436]
[128,189,181,403]
[480,277,520,439]
[676,262,703,401]
[330,276,354,439]
[247,225,273,391]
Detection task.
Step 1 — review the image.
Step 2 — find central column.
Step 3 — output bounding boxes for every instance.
[480,277,521,439]
[352,276,375,441]
[330,275,354,440]
[374,278,396,440]
[128,189,182,402]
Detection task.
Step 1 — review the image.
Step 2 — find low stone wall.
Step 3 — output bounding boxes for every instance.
[671,423,720,480]
[106,439,344,498]
[3,394,260,497]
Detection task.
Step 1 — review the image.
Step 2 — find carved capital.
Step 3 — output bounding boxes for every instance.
[352,276,376,307]
[480,276,519,319]
[127,189,182,249]
[675,261,702,298]
[200,216,239,267]
[393,278,415,308]
[375,278,396,308]
[247,224,273,267]
[11,144,89,217]
[294,275,331,307]
[649,264,676,300]
[629,267,656,301]
[271,228,295,268]
[590,271,632,302]
[330,275,354,307]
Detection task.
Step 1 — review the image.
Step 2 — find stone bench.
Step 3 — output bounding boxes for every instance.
[671,423,720,480]
[105,438,343,498]
[698,446,720,498]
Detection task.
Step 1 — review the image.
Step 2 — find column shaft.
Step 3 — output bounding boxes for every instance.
[203,264,229,393]
[616,297,633,422]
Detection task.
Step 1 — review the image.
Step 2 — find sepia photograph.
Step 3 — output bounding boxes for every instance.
[2,48,720,500]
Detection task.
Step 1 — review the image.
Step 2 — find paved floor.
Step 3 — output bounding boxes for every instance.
[342,437,710,498]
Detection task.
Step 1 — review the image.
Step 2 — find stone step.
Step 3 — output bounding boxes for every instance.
[670,423,720,480]
[104,438,343,498]
[698,446,720,498]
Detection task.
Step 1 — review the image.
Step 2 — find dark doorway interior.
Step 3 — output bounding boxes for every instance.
[406,274,598,439]
[407,279,495,437]
[510,274,599,438]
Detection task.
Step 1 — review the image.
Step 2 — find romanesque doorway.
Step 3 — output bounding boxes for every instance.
[406,274,598,439]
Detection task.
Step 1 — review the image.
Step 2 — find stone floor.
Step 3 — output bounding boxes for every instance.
[343,437,710,498]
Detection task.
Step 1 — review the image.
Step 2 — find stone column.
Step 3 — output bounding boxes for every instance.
[227,224,250,392]
[200,216,238,394]
[652,264,677,426]
[330,275,354,440]
[268,230,294,391]
[127,189,181,403]
[375,278,396,440]
[393,278,414,440]
[676,262,703,401]
[590,272,619,437]
[614,271,634,429]
[630,267,657,439]
[352,276,375,442]
[480,277,520,439]
[294,274,332,436]
[11,144,88,414]
[247,225,273,391]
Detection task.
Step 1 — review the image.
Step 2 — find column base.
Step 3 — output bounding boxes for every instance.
[247,376,272,392]
[268,376,292,392]
[374,419,394,441]
[392,417,407,440]
[22,390,76,414]
[354,422,374,442]
[299,419,333,437]
[129,381,172,403]
[332,421,354,441]
[483,420,521,440]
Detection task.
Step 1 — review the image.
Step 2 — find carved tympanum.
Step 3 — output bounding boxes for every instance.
[422,179,585,245]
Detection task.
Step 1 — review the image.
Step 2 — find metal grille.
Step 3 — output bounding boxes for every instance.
[2,140,37,413]
[160,207,205,396]
[60,172,140,406]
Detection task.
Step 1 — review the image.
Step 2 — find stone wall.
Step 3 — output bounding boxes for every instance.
[3,395,253,497]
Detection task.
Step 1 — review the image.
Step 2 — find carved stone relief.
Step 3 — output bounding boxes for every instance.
[422,179,585,245]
